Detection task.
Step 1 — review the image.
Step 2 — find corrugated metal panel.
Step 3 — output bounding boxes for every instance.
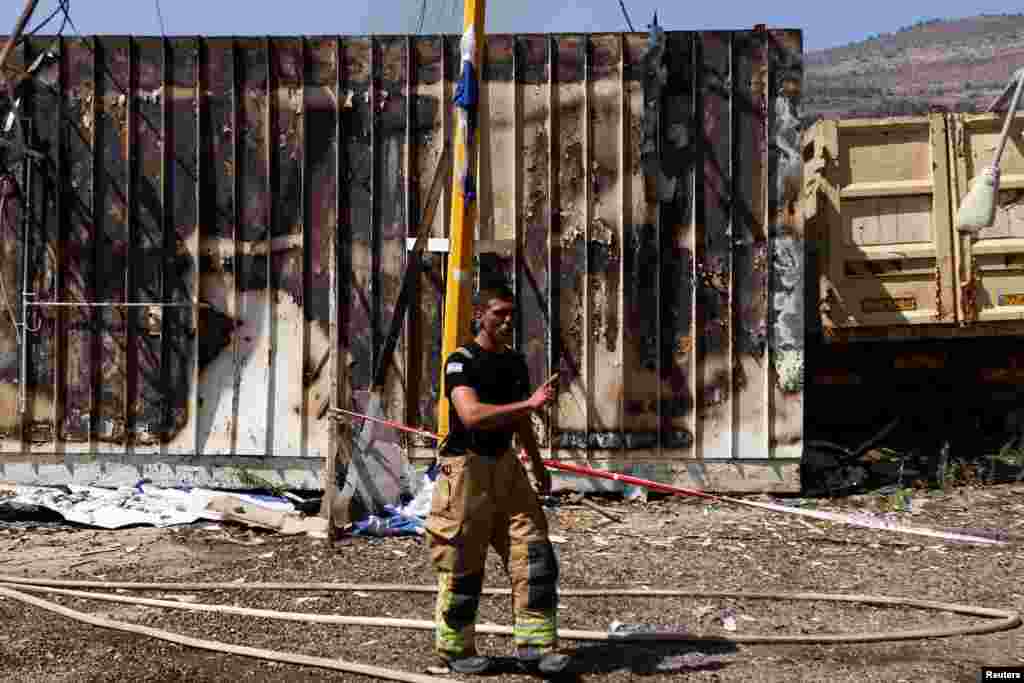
[0,30,803,492]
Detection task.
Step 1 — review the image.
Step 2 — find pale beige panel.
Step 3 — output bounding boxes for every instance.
[845,198,882,246]
[845,195,933,247]
[882,195,932,245]
[842,123,933,186]
[480,50,516,243]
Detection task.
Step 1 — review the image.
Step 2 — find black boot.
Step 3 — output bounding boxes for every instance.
[515,647,572,675]
[439,654,492,675]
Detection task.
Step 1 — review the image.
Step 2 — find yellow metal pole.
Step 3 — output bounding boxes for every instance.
[437,0,486,438]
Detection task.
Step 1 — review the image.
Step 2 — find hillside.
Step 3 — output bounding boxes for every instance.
[804,13,1024,122]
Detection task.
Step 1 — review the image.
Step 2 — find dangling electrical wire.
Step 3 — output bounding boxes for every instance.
[617,0,635,32]
[26,0,69,38]
[154,0,168,36]
[416,0,427,34]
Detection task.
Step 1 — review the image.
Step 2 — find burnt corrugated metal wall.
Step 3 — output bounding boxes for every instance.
[0,29,804,491]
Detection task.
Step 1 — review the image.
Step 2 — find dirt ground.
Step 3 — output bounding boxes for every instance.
[1,482,1022,682]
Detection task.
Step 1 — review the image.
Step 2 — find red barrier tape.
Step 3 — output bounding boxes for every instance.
[329,407,1007,546]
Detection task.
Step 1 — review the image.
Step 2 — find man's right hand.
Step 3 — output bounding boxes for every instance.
[526,374,558,411]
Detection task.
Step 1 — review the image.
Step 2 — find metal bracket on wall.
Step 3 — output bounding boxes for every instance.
[17,294,209,414]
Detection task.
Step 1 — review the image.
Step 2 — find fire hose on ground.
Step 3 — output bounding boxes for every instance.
[0,576,1019,682]
[1,408,1020,681]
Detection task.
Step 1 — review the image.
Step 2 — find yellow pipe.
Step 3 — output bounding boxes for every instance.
[438,0,486,438]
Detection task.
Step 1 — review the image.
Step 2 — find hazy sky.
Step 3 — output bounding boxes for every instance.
[9,0,1024,51]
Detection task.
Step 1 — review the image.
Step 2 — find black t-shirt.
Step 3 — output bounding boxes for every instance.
[443,341,530,455]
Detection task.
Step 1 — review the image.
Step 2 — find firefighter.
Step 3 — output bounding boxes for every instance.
[425,283,569,676]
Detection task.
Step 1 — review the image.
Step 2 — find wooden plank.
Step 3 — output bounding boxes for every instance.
[620,33,658,457]
[164,38,200,454]
[377,35,408,428]
[659,32,696,458]
[696,32,731,461]
[477,34,515,304]
[732,30,770,460]
[268,37,305,458]
[129,38,164,454]
[234,38,270,455]
[552,35,588,453]
[25,37,61,450]
[0,39,26,452]
[322,36,350,533]
[304,37,339,463]
[185,38,203,456]
[343,38,373,393]
[587,34,625,446]
[57,38,95,453]
[195,39,237,456]
[408,36,447,436]
[94,37,130,455]
[516,35,551,446]
[480,35,515,247]
[767,30,804,460]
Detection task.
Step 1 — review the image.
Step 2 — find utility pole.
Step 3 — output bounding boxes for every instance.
[437,0,486,437]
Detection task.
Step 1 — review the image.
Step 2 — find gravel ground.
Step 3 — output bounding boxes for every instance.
[1,482,1022,682]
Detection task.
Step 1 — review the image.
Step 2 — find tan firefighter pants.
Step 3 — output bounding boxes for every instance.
[424,448,559,659]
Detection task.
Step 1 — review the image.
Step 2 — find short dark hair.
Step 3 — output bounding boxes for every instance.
[474,283,514,309]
